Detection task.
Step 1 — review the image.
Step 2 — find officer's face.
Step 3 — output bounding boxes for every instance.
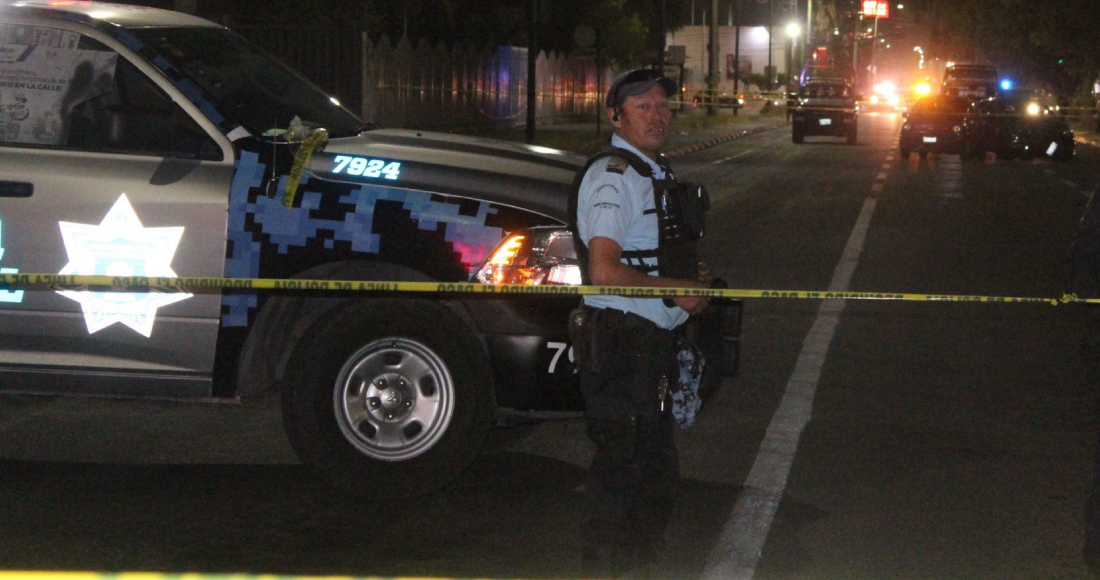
[610,85,672,160]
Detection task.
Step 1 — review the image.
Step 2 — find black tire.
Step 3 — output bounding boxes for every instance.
[900,149,911,160]
[282,299,494,498]
[847,126,858,145]
[792,127,804,144]
[918,150,928,159]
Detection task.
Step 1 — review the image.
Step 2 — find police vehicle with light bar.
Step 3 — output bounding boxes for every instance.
[0,1,738,498]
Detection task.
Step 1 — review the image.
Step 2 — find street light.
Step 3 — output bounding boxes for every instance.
[786,23,800,90]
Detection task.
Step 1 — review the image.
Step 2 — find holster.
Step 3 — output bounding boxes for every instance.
[569,306,679,461]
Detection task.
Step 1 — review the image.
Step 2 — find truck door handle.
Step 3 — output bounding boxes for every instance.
[0,182,32,198]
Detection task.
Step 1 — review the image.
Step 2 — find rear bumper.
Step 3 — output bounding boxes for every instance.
[794,112,857,136]
[900,130,964,153]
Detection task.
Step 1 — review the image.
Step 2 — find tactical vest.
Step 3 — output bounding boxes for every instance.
[568,147,710,285]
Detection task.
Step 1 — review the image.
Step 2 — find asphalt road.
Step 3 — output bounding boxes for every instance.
[2,112,1099,580]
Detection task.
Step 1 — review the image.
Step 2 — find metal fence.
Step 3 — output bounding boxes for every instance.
[363,35,609,130]
[238,26,609,131]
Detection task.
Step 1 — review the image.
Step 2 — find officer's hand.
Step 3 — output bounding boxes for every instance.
[673,284,710,315]
[697,261,714,287]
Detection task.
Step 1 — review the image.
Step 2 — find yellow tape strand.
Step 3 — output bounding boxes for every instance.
[281,129,329,209]
[0,574,489,580]
[0,273,1089,306]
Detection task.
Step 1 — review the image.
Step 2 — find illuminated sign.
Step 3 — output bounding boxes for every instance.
[0,219,25,304]
[862,0,890,18]
[56,194,192,337]
[316,153,402,181]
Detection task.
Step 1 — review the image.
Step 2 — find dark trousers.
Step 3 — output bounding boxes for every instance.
[569,306,681,574]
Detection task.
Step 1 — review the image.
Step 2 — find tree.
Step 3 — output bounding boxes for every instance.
[930,0,1100,97]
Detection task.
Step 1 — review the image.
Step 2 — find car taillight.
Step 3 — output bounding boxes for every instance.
[475,228,582,286]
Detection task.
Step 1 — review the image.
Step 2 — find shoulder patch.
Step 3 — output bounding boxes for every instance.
[606,156,630,175]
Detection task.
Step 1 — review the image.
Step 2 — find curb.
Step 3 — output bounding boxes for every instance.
[666,122,788,158]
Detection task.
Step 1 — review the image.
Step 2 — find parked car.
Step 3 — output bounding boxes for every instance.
[963,95,1075,161]
[791,81,859,144]
[0,1,740,498]
[899,95,970,159]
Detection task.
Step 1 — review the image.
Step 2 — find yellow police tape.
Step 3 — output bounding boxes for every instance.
[0,273,1094,306]
[281,128,330,209]
[0,573,492,580]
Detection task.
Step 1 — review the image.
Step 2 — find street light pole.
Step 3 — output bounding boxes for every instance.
[786,23,800,90]
[767,0,773,91]
[526,0,538,143]
[708,0,719,114]
[806,0,813,61]
[870,12,879,89]
[733,0,741,114]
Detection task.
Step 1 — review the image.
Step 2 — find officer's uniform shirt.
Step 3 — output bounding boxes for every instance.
[577,134,689,331]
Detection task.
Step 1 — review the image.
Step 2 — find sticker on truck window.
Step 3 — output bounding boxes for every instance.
[0,219,25,304]
[0,24,119,146]
[55,193,191,337]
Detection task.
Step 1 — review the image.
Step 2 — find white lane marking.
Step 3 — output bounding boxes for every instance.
[711,149,755,165]
[701,196,878,580]
[697,134,791,168]
[876,172,888,180]
[871,182,885,192]
[1063,179,1079,189]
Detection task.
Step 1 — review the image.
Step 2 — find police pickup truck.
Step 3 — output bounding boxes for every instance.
[0,2,737,497]
[792,81,859,145]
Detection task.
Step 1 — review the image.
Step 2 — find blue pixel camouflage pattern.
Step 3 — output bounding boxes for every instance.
[223,148,544,327]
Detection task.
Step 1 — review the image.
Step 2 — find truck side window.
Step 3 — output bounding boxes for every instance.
[0,25,221,161]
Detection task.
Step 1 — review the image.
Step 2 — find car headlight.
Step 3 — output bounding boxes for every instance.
[1027,103,1041,116]
[952,125,962,133]
[902,123,911,131]
[475,227,582,286]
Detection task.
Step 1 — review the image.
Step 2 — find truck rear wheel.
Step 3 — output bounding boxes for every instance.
[282,299,494,498]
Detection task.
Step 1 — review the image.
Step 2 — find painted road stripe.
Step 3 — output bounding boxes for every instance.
[701,196,878,580]
[711,149,756,166]
[871,182,885,193]
[876,172,887,180]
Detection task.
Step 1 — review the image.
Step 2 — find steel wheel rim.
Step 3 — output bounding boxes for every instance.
[333,337,455,461]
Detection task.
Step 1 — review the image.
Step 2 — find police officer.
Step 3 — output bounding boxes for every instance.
[569,68,712,577]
